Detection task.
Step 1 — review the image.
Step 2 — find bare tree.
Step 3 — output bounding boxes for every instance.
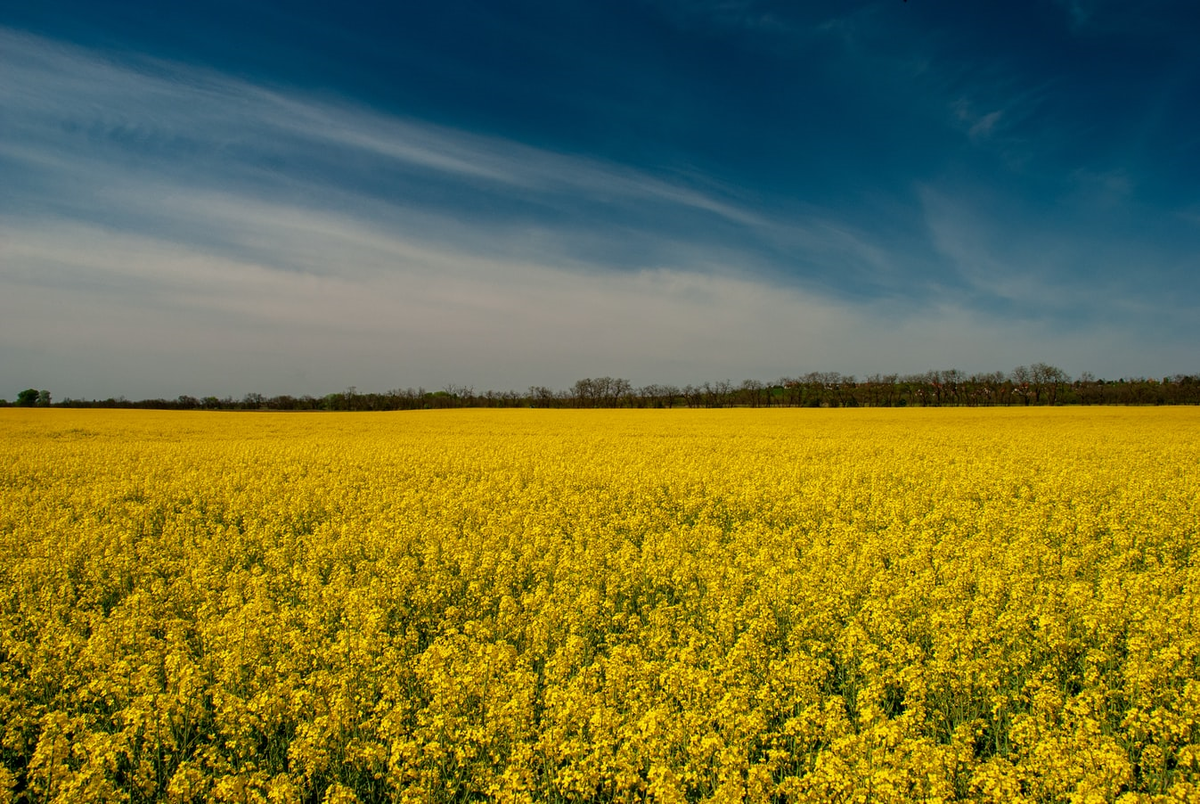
[1030,363,1069,405]
[1010,365,1032,405]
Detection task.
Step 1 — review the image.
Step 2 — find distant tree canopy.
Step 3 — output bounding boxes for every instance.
[21,365,1200,411]
[15,389,50,407]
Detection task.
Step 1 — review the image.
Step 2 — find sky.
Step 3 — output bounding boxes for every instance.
[2,1,1198,400]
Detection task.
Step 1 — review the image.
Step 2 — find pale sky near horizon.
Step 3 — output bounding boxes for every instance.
[3,1,1198,400]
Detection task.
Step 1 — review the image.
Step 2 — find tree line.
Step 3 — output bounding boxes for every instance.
[8,365,1200,411]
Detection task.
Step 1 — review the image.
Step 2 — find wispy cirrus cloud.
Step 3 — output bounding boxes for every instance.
[3,24,924,292]
[0,27,766,231]
[919,183,1200,324]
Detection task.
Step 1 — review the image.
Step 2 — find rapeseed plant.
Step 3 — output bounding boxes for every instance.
[0,407,1196,801]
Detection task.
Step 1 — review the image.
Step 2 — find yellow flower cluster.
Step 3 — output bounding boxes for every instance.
[1,407,1198,802]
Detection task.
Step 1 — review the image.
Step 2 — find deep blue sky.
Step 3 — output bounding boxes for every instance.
[3,1,1198,399]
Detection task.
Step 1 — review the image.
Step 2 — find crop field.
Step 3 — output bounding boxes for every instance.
[1,407,1198,803]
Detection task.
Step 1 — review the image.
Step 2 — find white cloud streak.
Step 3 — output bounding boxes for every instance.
[0,27,764,228]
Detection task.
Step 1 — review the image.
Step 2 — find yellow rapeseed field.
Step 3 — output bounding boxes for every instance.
[1,407,1198,803]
